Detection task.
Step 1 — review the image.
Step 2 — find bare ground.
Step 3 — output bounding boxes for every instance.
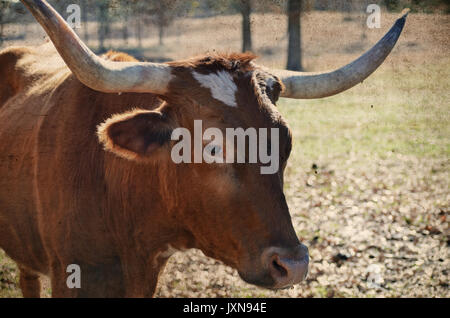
[156,154,449,298]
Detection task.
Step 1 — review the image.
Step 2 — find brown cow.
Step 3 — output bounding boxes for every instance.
[0,0,408,297]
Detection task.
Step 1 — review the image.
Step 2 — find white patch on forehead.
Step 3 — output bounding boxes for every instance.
[192,70,238,107]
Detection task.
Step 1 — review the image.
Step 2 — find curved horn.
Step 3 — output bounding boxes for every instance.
[21,0,173,94]
[272,9,409,99]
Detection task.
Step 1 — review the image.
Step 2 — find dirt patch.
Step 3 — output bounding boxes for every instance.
[156,154,449,297]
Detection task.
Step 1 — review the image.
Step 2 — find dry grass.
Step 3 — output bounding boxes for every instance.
[3,11,449,68]
[0,11,449,298]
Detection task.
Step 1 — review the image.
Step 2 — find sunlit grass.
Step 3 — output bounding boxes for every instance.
[279,60,450,177]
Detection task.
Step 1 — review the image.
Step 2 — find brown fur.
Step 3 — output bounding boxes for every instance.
[101,50,139,62]
[0,42,299,297]
[169,52,257,72]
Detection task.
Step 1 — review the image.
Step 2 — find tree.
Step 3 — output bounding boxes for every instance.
[109,0,132,46]
[239,0,252,52]
[97,0,111,52]
[154,1,173,45]
[286,0,303,71]
[149,0,193,46]
[80,0,90,43]
[127,0,190,47]
[121,3,129,45]
[0,0,10,44]
[207,0,254,53]
[383,0,400,11]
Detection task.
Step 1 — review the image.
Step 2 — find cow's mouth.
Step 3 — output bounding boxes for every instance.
[238,244,309,289]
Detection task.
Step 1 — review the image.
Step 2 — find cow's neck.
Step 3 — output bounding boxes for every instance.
[101,149,194,296]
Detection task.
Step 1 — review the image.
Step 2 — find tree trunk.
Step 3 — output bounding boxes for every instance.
[97,1,109,52]
[81,0,89,43]
[157,9,167,46]
[0,1,7,44]
[98,25,105,51]
[136,16,142,48]
[97,0,111,51]
[122,11,128,46]
[361,0,370,41]
[158,23,164,46]
[240,0,252,52]
[287,0,303,71]
[0,22,4,45]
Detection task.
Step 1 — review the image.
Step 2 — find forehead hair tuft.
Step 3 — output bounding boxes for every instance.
[101,50,139,62]
[169,52,258,74]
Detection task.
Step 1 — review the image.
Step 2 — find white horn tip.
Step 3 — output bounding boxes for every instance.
[400,8,411,19]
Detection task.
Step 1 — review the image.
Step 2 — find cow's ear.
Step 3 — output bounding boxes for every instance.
[97,110,173,160]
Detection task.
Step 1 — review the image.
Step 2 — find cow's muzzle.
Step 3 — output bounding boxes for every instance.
[262,244,309,289]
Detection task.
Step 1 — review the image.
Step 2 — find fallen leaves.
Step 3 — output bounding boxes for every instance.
[155,153,449,298]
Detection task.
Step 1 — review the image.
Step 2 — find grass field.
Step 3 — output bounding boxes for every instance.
[0,10,449,297]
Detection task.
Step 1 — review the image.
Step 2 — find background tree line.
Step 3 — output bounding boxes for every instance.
[0,0,448,71]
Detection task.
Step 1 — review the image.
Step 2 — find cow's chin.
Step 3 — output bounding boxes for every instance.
[237,270,278,290]
[238,269,305,290]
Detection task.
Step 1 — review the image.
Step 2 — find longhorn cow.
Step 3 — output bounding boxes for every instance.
[0,0,408,297]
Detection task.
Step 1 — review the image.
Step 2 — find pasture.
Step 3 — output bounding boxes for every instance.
[0,10,448,297]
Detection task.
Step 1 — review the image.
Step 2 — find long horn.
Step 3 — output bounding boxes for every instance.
[21,0,173,94]
[272,9,409,99]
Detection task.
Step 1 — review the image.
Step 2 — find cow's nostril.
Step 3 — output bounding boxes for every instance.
[271,256,288,278]
[262,245,309,289]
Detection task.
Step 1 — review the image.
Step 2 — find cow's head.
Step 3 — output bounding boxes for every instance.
[96,53,308,288]
[22,0,407,289]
